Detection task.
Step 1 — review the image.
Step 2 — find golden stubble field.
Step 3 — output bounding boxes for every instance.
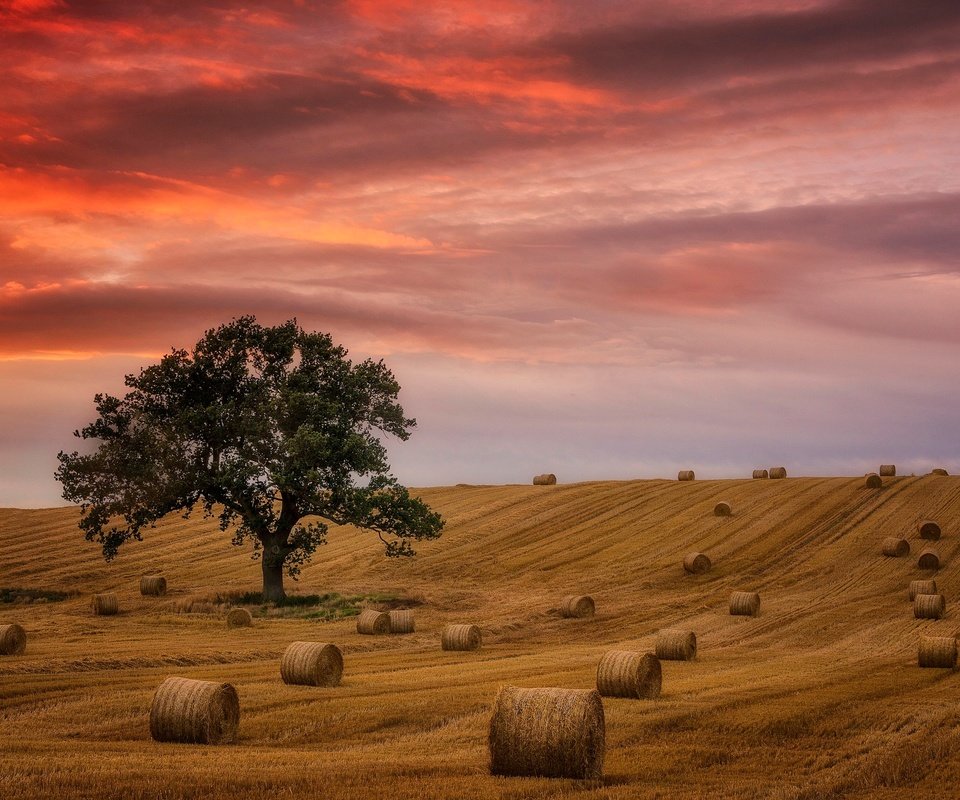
[2,475,960,799]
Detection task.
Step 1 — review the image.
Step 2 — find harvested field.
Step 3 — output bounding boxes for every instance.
[3,476,960,798]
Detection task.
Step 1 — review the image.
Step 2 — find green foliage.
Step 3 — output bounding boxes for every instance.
[232,591,405,620]
[56,316,444,594]
[0,587,73,603]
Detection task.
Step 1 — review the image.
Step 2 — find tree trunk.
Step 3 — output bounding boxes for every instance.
[261,550,287,602]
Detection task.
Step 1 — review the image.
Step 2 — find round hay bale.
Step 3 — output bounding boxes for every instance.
[931,468,949,476]
[91,593,118,616]
[655,629,697,661]
[881,537,910,557]
[149,676,240,744]
[683,552,711,575]
[914,593,945,620]
[729,591,760,617]
[441,623,482,651]
[356,609,390,635]
[279,641,343,687]
[488,686,605,779]
[879,465,896,477]
[909,579,937,601]
[225,608,252,628]
[864,473,882,489]
[0,623,26,656]
[752,469,769,479]
[388,609,415,634]
[140,575,167,596]
[596,651,661,699]
[918,520,941,541]
[769,467,787,479]
[714,501,732,517]
[533,474,557,485]
[677,470,695,481]
[918,548,941,570]
[918,636,957,668]
[560,595,595,618]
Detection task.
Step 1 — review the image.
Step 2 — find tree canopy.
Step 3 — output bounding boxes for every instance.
[56,316,444,600]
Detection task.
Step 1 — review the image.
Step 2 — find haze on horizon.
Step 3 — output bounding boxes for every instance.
[1,0,959,507]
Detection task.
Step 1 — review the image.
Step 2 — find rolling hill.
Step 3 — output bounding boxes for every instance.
[1,475,959,799]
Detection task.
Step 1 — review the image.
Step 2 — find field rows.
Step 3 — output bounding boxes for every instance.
[2,476,960,798]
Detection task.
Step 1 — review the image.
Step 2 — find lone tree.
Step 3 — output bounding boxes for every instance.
[56,316,444,601]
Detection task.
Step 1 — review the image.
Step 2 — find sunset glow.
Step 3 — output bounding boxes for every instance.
[2,0,959,504]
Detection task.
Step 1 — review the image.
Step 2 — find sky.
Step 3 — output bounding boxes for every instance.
[2,0,959,507]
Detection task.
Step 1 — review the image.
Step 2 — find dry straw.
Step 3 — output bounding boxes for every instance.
[91,593,118,616]
[356,609,390,635]
[879,464,896,477]
[729,591,760,617]
[655,629,697,661]
[533,474,557,485]
[0,623,26,656]
[714,501,732,517]
[149,676,240,744]
[914,593,946,620]
[140,575,167,596]
[881,537,910,557]
[918,636,957,668]
[488,686,605,780]
[388,609,415,634]
[280,641,343,687]
[560,595,595,618]
[677,470,695,481]
[909,579,937,601]
[596,651,661,699]
[918,520,942,541]
[225,608,252,628]
[683,552,711,574]
[769,467,787,479]
[931,468,949,477]
[918,548,941,570]
[752,469,769,479]
[441,624,482,651]
[864,473,882,489]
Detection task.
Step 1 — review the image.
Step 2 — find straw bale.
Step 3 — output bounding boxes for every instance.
[441,624,482,651]
[140,575,167,596]
[0,623,26,656]
[596,650,661,699]
[918,520,941,541]
[488,686,605,779]
[683,552,711,575]
[280,641,343,687]
[881,537,909,557]
[729,591,760,616]
[149,676,239,744]
[356,609,390,635]
[918,548,941,570]
[914,593,945,620]
[92,593,118,616]
[655,629,697,661]
[909,579,937,601]
[560,595,595,618]
[388,609,415,634]
[226,608,252,628]
[918,636,957,668]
